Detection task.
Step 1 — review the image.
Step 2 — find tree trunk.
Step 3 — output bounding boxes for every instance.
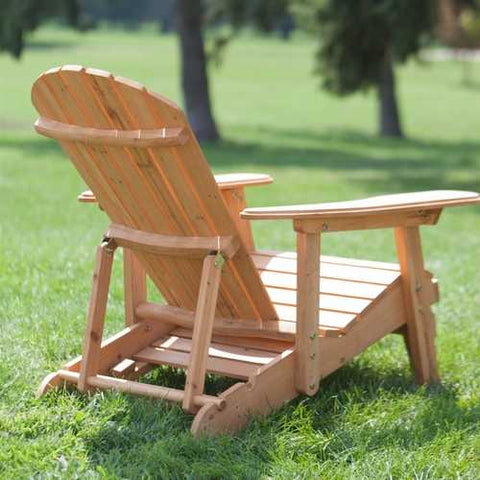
[177,0,219,142]
[377,52,403,138]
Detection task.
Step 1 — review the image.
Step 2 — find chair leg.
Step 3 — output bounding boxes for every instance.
[182,254,222,413]
[295,231,321,395]
[78,240,116,391]
[123,249,147,326]
[394,226,439,384]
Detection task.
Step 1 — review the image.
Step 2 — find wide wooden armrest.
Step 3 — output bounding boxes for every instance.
[241,190,480,220]
[214,173,273,190]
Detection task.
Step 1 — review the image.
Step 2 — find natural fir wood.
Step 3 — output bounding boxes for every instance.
[191,349,297,436]
[33,65,478,436]
[215,173,273,190]
[78,241,116,391]
[395,226,439,384]
[34,117,188,148]
[293,210,442,233]
[123,249,147,325]
[59,370,225,409]
[295,232,321,395]
[106,223,240,259]
[242,190,480,220]
[183,254,223,412]
[220,187,255,251]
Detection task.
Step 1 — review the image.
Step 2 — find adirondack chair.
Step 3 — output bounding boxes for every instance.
[32,66,480,436]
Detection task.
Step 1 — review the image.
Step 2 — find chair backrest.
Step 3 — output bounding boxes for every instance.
[32,65,278,322]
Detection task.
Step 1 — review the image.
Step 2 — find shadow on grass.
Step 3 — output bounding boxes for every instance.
[77,357,479,478]
[26,40,76,51]
[3,128,480,194]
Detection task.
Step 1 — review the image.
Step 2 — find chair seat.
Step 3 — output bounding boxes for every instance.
[252,250,402,337]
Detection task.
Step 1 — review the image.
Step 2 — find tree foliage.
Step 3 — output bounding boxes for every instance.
[292,0,436,95]
[0,0,78,59]
[207,0,289,32]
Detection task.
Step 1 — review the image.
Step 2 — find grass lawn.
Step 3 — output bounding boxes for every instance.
[1,25,480,479]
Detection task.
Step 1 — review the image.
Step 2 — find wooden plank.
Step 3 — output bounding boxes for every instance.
[111,358,136,377]
[123,249,147,326]
[107,223,239,258]
[183,255,223,412]
[133,347,258,380]
[252,253,400,285]
[153,336,276,365]
[214,173,273,190]
[255,250,400,272]
[34,117,188,147]
[241,190,480,219]
[171,328,293,354]
[273,304,357,330]
[78,242,115,391]
[191,349,297,436]
[59,370,224,409]
[293,211,441,233]
[394,226,439,383]
[259,270,387,300]
[266,286,371,314]
[135,303,297,341]
[220,187,255,251]
[317,281,407,378]
[295,231,321,395]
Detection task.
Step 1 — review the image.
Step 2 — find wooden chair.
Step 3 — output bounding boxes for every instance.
[32,66,480,436]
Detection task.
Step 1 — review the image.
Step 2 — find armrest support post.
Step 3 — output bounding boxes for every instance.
[394,226,439,384]
[295,228,321,395]
[220,187,255,251]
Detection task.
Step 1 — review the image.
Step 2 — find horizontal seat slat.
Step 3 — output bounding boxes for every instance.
[152,336,276,365]
[259,270,386,299]
[256,250,400,272]
[266,286,371,314]
[273,304,357,331]
[133,347,258,380]
[253,252,400,285]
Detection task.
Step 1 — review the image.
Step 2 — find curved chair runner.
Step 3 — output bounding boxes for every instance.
[33,66,480,436]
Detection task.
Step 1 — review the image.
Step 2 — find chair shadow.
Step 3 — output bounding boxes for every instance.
[79,358,479,479]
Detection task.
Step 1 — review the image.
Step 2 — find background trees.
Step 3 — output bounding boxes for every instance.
[2,0,473,141]
[0,0,78,58]
[292,0,436,138]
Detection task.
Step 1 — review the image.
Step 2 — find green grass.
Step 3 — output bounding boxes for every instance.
[1,25,480,479]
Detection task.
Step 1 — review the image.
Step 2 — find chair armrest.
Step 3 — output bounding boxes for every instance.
[78,173,273,204]
[214,173,273,190]
[241,190,480,220]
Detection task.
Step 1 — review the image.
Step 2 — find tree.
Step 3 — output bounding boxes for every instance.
[0,0,78,58]
[177,0,219,142]
[292,0,436,138]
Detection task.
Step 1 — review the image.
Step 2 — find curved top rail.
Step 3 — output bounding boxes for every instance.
[34,117,188,148]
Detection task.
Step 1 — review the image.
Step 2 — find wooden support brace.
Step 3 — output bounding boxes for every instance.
[123,249,147,326]
[183,254,223,412]
[395,226,439,384]
[295,229,321,395]
[78,239,116,391]
[220,187,255,251]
